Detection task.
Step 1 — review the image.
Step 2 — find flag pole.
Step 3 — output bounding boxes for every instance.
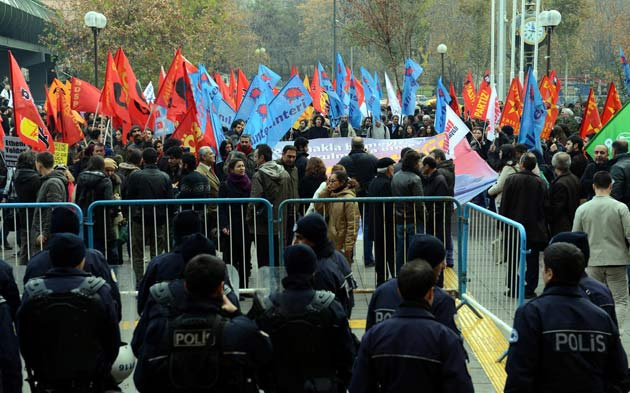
[91,102,101,131]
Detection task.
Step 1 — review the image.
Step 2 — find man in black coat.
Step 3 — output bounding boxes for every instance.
[430,148,455,267]
[548,152,580,237]
[294,137,309,182]
[368,158,396,285]
[580,144,610,202]
[500,153,550,298]
[11,151,40,265]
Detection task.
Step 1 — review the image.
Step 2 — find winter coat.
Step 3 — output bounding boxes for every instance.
[314,187,360,254]
[500,170,550,243]
[306,126,330,139]
[33,169,68,239]
[488,163,518,211]
[295,151,309,181]
[391,169,424,224]
[548,171,580,237]
[338,150,378,196]
[436,159,455,196]
[125,164,172,225]
[118,162,140,199]
[248,161,292,235]
[75,170,114,241]
[367,123,390,139]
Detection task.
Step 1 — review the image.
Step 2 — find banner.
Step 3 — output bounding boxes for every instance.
[273,135,497,204]
[586,102,630,159]
[70,77,101,113]
[2,136,28,167]
[53,142,69,166]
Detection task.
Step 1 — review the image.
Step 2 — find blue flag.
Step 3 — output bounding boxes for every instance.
[266,75,313,147]
[434,77,452,133]
[235,75,274,123]
[348,71,362,129]
[187,66,226,155]
[518,68,547,152]
[153,104,175,137]
[402,58,423,116]
[374,72,383,101]
[335,53,349,115]
[258,64,281,90]
[318,62,343,128]
[360,67,381,121]
[620,47,630,95]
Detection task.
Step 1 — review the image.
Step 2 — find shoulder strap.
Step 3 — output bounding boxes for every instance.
[0,294,5,305]
[258,294,275,312]
[24,278,52,298]
[70,276,106,297]
[150,281,175,307]
[306,290,335,313]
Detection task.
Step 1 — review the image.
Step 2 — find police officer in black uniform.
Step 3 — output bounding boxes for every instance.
[0,258,21,393]
[351,259,473,393]
[505,242,628,393]
[250,244,356,393]
[18,233,121,392]
[549,231,618,325]
[293,213,356,317]
[24,206,122,321]
[132,254,272,393]
[366,234,458,334]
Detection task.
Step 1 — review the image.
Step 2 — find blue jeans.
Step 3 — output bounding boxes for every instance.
[396,223,418,273]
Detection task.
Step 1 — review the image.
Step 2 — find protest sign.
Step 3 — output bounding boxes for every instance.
[2,136,28,167]
[53,142,69,166]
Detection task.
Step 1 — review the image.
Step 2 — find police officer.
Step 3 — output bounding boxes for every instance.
[366,234,458,334]
[293,213,356,317]
[350,259,473,393]
[250,244,356,393]
[132,254,272,393]
[505,242,628,393]
[24,206,122,321]
[18,233,121,392]
[0,258,21,393]
[550,231,618,326]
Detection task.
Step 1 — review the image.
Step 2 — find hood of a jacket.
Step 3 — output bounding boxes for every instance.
[14,168,40,186]
[119,162,140,171]
[42,169,68,186]
[78,170,107,187]
[438,159,455,173]
[258,161,287,182]
[331,187,356,198]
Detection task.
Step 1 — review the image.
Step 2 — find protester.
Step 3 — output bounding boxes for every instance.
[548,152,580,236]
[33,152,68,252]
[488,144,518,212]
[368,157,396,284]
[580,144,609,201]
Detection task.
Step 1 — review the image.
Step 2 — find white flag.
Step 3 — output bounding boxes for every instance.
[143,81,155,104]
[485,85,499,141]
[443,104,471,159]
[384,72,401,118]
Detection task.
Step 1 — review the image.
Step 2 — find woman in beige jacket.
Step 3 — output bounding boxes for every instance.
[488,144,518,212]
[314,170,361,262]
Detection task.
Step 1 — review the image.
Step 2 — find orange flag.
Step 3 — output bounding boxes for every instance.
[500,77,523,135]
[579,88,602,138]
[99,51,131,139]
[58,88,84,146]
[310,66,328,114]
[115,48,150,128]
[236,69,249,108]
[448,82,461,117]
[539,75,560,140]
[462,70,477,119]
[70,77,101,113]
[471,69,491,121]
[229,68,237,101]
[9,51,54,152]
[601,82,622,125]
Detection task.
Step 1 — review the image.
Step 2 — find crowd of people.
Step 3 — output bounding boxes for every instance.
[1,89,630,392]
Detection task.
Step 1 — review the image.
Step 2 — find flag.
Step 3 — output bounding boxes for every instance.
[99,51,131,139]
[401,58,423,115]
[621,47,630,95]
[348,71,362,129]
[601,82,622,125]
[214,73,234,110]
[434,77,451,133]
[500,77,523,135]
[235,75,274,123]
[443,104,470,159]
[471,69,491,120]
[70,77,101,113]
[335,53,349,115]
[155,49,189,121]
[538,75,559,140]
[448,82,461,117]
[143,81,155,104]
[115,48,151,128]
[518,68,547,152]
[188,64,226,153]
[318,62,343,127]
[258,64,281,90]
[360,66,380,121]
[44,82,60,132]
[172,106,208,153]
[462,70,477,118]
[550,70,561,103]
[290,65,299,78]
[58,89,84,146]
[236,69,249,108]
[229,68,237,102]
[9,51,54,152]
[385,72,401,119]
[485,85,500,141]
[310,65,328,114]
[303,75,310,92]
[579,88,602,138]
[586,102,630,158]
[265,75,313,147]
[154,104,175,137]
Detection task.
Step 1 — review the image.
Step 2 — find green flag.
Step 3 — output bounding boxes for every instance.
[585,102,630,158]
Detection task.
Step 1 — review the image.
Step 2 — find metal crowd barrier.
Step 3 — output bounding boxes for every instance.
[459,203,527,350]
[0,202,83,266]
[278,196,462,292]
[85,198,275,293]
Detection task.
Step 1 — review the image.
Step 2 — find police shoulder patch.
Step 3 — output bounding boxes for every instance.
[509,329,519,343]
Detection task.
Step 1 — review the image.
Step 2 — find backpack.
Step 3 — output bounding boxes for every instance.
[19,276,109,391]
[261,291,340,393]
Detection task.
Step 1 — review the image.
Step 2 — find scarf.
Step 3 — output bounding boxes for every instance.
[227,172,251,194]
[237,143,253,155]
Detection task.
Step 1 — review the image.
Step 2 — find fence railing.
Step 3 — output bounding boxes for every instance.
[460,203,527,341]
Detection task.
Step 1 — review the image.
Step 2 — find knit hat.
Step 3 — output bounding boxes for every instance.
[50,207,81,235]
[173,210,202,244]
[104,158,118,170]
[181,233,216,263]
[549,231,590,265]
[49,233,86,268]
[294,213,328,245]
[407,234,446,267]
[284,244,317,277]
[377,157,396,169]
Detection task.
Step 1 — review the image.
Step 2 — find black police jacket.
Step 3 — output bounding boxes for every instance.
[505,284,628,393]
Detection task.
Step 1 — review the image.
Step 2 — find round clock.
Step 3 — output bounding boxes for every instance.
[521,17,547,45]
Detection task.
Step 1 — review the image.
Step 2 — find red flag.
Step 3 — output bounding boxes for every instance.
[500,77,523,135]
[471,69,491,120]
[549,70,561,102]
[310,66,328,114]
[155,49,189,122]
[58,88,84,146]
[158,66,166,91]
[115,48,150,127]
[214,73,235,110]
[579,88,603,138]
[44,80,63,132]
[448,82,461,117]
[70,77,101,113]
[9,51,54,152]
[462,70,477,119]
[601,82,622,125]
[171,106,212,153]
[290,65,299,78]
[99,51,131,139]
[229,68,237,101]
[236,69,249,108]
[539,75,560,140]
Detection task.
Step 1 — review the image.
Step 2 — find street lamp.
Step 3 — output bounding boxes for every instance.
[254,47,266,56]
[84,11,107,87]
[437,44,448,81]
[539,9,561,76]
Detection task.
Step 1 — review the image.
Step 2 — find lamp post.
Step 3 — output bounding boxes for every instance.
[437,44,447,81]
[539,9,561,76]
[84,11,107,87]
